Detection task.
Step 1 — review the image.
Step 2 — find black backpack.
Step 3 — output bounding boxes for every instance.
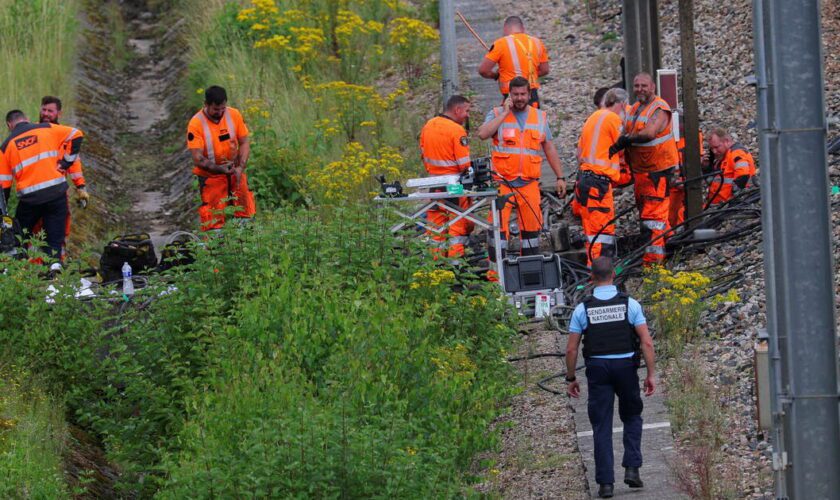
[100,233,158,283]
[157,239,196,272]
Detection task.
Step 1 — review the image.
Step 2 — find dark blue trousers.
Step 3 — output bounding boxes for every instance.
[585,356,643,485]
[15,194,68,259]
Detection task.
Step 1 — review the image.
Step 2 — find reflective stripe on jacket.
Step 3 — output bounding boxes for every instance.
[0,122,82,203]
[490,106,547,181]
[624,96,679,173]
[577,109,622,183]
[419,115,471,175]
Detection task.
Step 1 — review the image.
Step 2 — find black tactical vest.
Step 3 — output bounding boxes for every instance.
[581,293,638,358]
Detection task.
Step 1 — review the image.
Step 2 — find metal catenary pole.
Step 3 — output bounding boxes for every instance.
[752,2,789,497]
[439,0,460,107]
[755,1,840,498]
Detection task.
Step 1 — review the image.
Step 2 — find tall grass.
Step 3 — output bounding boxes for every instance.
[0,373,69,498]
[0,0,79,117]
[180,0,437,207]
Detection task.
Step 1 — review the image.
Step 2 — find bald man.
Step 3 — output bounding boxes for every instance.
[610,73,680,264]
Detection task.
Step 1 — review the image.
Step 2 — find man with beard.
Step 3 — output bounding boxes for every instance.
[610,73,680,265]
[187,86,255,231]
[478,76,565,278]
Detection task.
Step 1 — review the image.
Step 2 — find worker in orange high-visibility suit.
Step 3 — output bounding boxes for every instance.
[419,95,473,258]
[0,109,84,259]
[576,88,629,265]
[670,122,704,228]
[34,96,89,255]
[478,16,549,108]
[572,87,612,220]
[478,77,565,279]
[705,128,755,205]
[187,86,255,231]
[610,73,680,265]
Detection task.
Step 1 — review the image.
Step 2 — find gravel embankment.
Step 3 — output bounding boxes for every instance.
[472,0,840,498]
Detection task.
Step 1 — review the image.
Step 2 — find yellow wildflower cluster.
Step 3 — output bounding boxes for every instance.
[646,267,711,305]
[410,269,456,289]
[388,17,439,45]
[306,142,405,204]
[311,80,407,140]
[387,17,439,80]
[430,343,477,381]
[243,98,271,120]
[335,9,383,47]
[288,26,326,59]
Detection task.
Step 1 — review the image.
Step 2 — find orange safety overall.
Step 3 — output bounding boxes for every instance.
[707,143,755,205]
[624,96,679,264]
[187,106,256,231]
[486,33,548,107]
[487,105,548,276]
[576,109,623,265]
[419,115,473,258]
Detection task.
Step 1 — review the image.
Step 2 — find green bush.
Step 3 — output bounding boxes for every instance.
[0,206,517,496]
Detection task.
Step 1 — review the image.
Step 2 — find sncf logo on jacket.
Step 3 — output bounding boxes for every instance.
[14,135,37,150]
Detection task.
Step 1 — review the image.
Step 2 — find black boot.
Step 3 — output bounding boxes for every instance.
[598,483,614,498]
[624,466,644,488]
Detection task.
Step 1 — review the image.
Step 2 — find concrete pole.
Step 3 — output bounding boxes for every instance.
[755,1,840,498]
[439,0,459,107]
[677,0,702,222]
[622,0,661,101]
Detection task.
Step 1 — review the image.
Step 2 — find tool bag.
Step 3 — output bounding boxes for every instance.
[99,233,158,283]
[0,215,23,256]
[157,239,195,272]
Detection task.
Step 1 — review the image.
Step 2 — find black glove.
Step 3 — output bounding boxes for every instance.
[609,135,633,158]
[733,175,749,190]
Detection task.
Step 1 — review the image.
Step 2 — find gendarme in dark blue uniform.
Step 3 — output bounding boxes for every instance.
[566,266,655,499]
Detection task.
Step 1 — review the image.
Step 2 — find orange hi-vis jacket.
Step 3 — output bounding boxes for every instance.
[487,33,549,94]
[419,115,471,175]
[624,96,679,173]
[708,143,756,204]
[577,109,623,184]
[0,122,83,204]
[490,106,548,181]
[187,107,249,177]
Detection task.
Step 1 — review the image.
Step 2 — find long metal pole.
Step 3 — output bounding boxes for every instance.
[439,0,459,107]
[677,0,703,223]
[757,1,840,498]
[753,2,789,497]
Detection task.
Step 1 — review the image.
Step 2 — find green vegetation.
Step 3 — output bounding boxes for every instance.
[181,0,440,207]
[0,0,79,115]
[0,208,517,496]
[0,372,69,498]
[0,0,81,494]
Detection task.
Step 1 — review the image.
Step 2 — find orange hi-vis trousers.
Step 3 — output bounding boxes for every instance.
[634,169,673,264]
[488,180,542,279]
[427,196,473,258]
[198,173,256,231]
[575,171,616,266]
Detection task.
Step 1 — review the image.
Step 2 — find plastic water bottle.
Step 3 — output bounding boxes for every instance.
[122,262,134,297]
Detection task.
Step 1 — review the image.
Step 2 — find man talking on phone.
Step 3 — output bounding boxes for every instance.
[478,76,565,280]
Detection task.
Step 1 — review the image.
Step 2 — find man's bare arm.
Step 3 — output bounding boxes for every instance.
[190,148,229,175]
[538,61,549,77]
[478,57,499,80]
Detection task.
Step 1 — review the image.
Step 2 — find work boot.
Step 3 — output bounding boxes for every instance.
[597,483,614,498]
[624,466,644,488]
